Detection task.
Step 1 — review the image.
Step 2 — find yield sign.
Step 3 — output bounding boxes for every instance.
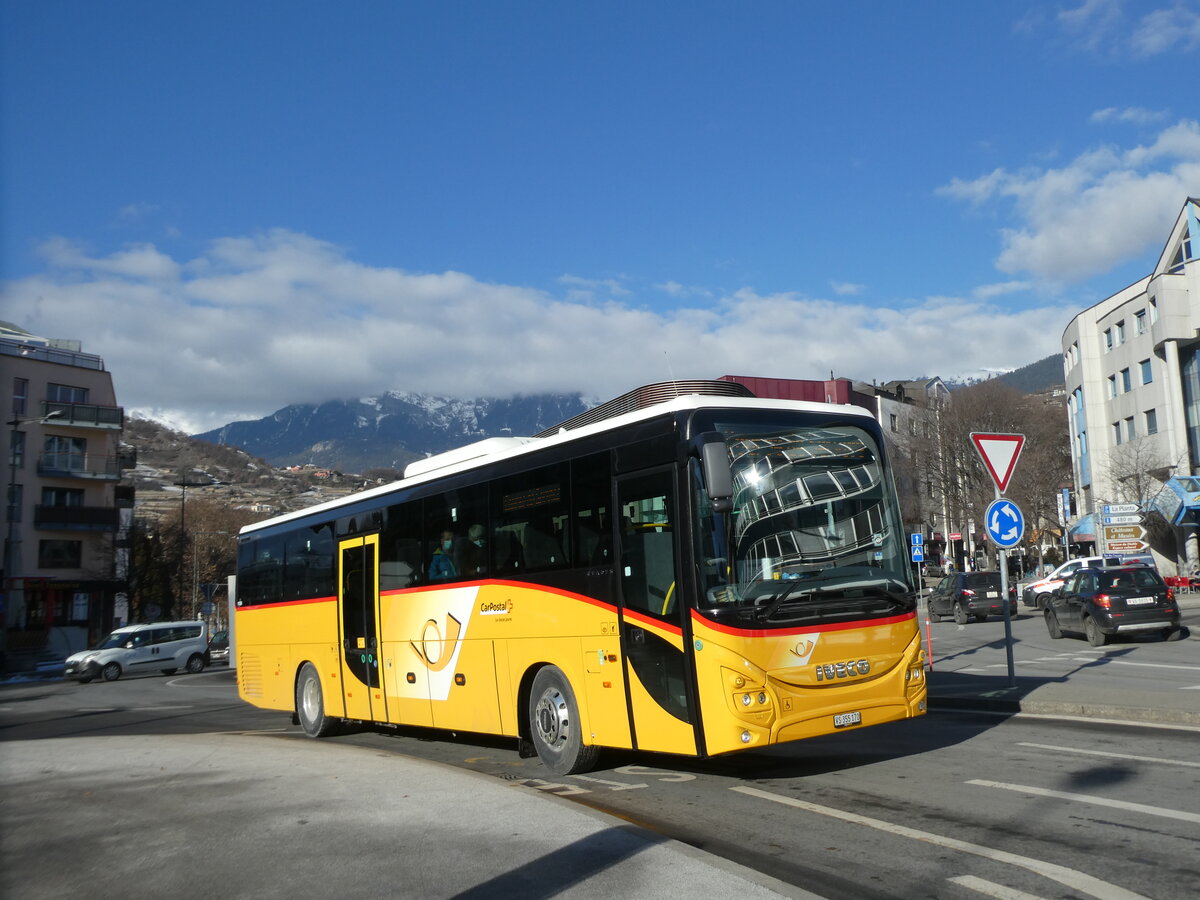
[970,432,1025,493]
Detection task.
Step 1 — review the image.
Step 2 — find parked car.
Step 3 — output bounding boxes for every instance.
[64,621,209,683]
[926,572,1017,624]
[1021,556,1122,609]
[208,629,229,663]
[1044,565,1182,646]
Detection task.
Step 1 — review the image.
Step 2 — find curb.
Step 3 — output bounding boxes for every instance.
[929,695,1200,727]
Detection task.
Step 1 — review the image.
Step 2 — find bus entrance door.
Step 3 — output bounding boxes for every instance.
[337,535,384,723]
[615,470,697,757]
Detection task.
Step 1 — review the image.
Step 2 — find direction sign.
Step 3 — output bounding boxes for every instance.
[1102,514,1142,525]
[1104,524,1145,541]
[984,498,1025,548]
[1103,503,1140,515]
[970,432,1025,493]
[911,533,924,546]
[1106,540,1148,553]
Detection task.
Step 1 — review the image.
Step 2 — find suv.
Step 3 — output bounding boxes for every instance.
[1021,556,1121,609]
[64,621,209,683]
[927,572,1017,624]
[1044,565,1182,646]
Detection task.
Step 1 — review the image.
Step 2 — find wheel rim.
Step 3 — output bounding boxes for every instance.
[103,663,120,680]
[302,676,321,724]
[533,685,569,751]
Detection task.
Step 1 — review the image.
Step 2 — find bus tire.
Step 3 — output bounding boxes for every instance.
[295,662,341,738]
[529,666,598,775]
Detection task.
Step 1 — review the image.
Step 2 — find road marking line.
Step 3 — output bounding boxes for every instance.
[1107,660,1200,672]
[950,874,1050,900]
[731,786,1149,900]
[966,780,1200,824]
[1016,742,1200,769]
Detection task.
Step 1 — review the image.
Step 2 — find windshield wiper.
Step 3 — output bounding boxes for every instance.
[755,584,915,623]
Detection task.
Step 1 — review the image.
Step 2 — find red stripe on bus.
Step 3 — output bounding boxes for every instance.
[692,609,916,637]
[375,580,621,615]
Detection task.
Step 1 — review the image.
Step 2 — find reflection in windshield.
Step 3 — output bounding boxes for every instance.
[91,632,128,651]
[695,421,913,624]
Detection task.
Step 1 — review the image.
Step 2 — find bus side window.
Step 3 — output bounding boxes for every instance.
[572,452,611,566]
[383,500,423,589]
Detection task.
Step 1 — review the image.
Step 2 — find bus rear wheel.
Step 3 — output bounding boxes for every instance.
[295,663,341,738]
[529,666,598,775]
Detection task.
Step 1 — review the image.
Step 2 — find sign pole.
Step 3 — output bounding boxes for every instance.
[972,432,1026,690]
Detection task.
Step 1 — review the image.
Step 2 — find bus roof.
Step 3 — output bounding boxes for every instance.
[239,391,874,536]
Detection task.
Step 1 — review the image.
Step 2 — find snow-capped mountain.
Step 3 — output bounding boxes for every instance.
[195,391,591,473]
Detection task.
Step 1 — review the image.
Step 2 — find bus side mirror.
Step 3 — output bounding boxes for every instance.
[697,435,733,513]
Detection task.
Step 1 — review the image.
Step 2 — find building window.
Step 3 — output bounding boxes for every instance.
[1125,417,1136,441]
[1104,328,1113,350]
[38,539,82,568]
[889,414,898,432]
[1107,375,1117,399]
[1115,321,1125,344]
[9,430,24,469]
[1150,297,1158,323]
[1113,422,1123,445]
[47,384,89,404]
[6,483,20,523]
[41,487,85,507]
[12,377,28,417]
[1140,359,1153,385]
[1135,310,1147,334]
[1121,368,1132,393]
[1145,408,1158,435]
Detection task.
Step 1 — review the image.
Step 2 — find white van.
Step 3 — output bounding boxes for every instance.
[1021,557,1121,609]
[64,621,209,683]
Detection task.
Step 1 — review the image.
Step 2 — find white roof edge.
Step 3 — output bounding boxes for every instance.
[240,394,873,535]
[403,437,541,478]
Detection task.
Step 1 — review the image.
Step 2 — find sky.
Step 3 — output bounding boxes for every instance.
[2,0,1199,434]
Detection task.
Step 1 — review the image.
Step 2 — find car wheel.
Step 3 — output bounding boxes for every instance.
[102,662,122,682]
[1045,609,1063,639]
[529,665,599,776]
[161,668,177,675]
[185,654,206,674]
[295,662,341,738]
[927,604,941,623]
[1084,616,1108,647]
[952,602,968,625]
[1163,626,1184,642]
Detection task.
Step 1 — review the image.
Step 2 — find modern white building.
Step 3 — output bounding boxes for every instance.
[1061,198,1200,573]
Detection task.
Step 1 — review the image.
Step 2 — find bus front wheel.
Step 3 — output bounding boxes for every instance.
[295,663,341,738]
[528,666,598,775]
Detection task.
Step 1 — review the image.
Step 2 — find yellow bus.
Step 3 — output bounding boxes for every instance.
[234,380,926,774]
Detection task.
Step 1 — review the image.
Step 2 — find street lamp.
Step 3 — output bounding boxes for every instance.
[3,410,63,656]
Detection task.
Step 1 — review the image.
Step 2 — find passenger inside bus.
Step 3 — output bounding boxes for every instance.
[429,529,458,580]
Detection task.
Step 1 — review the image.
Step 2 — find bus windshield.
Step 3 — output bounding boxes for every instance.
[695,418,914,626]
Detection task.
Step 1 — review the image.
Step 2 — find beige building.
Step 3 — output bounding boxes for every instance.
[1061,198,1200,573]
[2,323,132,668]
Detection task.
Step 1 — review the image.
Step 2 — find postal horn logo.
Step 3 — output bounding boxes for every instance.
[791,637,817,662]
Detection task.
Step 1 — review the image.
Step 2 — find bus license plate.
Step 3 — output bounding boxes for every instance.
[834,711,862,728]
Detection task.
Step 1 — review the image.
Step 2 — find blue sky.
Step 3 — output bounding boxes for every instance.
[3,1,1199,432]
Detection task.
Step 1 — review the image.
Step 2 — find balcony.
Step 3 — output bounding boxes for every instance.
[34,504,120,532]
[42,400,124,430]
[37,452,122,481]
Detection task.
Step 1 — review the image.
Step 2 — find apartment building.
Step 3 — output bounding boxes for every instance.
[1062,198,1200,573]
[2,323,132,667]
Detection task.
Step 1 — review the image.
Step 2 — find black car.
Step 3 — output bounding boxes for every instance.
[926,572,1018,624]
[1045,565,1182,646]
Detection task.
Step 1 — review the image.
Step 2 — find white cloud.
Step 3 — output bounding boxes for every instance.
[1090,106,1168,125]
[939,119,1200,282]
[1130,4,1200,56]
[2,229,1073,433]
[830,281,866,296]
[1048,0,1200,56]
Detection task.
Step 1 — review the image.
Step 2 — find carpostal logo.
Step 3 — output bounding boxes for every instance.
[480,599,514,616]
[790,636,818,664]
